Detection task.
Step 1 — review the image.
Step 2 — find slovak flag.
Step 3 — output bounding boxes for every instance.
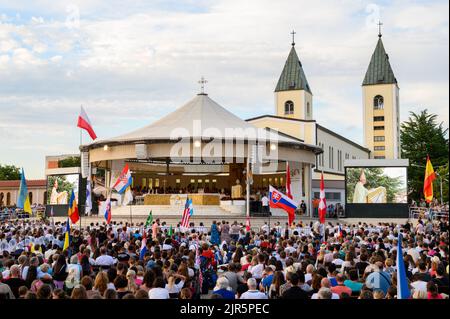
[104,197,112,224]
[112,164,132,194]
[77,106,97,140]
[139,231,148,260]
[269,185,297,225]
[319,172,327,224]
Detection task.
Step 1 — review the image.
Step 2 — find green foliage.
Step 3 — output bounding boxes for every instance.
[58,156,81,168]
[401,110,449,202]
[0,165,21,180]
[435,163,449,204]
[346,167,404,203]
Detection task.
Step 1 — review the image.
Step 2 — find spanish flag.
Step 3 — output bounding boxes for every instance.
[63,218,70,251]
[68,190,80,224]
[423,155,436,203]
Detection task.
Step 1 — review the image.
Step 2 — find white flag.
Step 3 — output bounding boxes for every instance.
[123,187,133,206]
[85,173,93,215]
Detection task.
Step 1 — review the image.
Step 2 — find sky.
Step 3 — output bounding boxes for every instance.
[0,0,448,179]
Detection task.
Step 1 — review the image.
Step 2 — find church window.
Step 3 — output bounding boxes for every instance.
[374,146,385,151]
[374,95,384,110]
[306,102,311,117]
[374,126,385,130]
[6,192,11,206]
[284,101,294,115]
[374,136,385,142]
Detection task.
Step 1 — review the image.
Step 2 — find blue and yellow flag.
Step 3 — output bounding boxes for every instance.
[63,218,70,251]
[17,168,32,214]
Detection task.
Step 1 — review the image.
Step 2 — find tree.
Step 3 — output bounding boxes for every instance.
[58,156,81,168]
[0,165,21,180]
[401,110,449,202]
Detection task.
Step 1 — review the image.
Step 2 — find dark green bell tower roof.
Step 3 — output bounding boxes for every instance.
[363,36,398,86]
[275,45,312,94]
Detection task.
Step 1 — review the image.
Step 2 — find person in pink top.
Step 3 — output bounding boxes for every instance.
[152,219,160,240]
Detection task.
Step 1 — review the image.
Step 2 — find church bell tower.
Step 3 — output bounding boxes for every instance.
[362,24,400,159]
[274,31,313,121]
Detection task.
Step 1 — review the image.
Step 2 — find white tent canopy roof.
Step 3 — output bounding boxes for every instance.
[87,94,318,150]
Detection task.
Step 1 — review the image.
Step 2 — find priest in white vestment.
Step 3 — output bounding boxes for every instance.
[352,170,387,204]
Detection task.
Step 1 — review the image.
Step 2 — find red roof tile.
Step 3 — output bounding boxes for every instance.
[0,180,47,188]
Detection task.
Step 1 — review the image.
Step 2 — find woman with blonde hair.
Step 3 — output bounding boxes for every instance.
[126,269,139,293]
[93,271,108,296]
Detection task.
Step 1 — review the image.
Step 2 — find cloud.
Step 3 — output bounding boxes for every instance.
[0,0,448,178]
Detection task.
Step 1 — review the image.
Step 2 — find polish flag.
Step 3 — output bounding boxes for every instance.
[318,172,327,224]
[286,162,293,199]
[77,106,97,140]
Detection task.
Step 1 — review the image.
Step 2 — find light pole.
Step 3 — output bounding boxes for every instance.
[435,172,443,206]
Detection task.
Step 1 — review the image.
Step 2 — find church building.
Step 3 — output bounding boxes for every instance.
[247,30,400,207]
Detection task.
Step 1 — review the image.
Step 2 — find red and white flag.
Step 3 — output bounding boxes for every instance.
[77,106,97,140]
[286,162,293,199]
[318,172,326,224]
[245,217,251,232]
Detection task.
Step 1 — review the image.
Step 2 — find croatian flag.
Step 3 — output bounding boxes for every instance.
[269,185,297,225]
[112,164,132,194]
[286,162,293,199]
[77,106,97,140]
[181,197,194,228]
[318,172,327,224]
[396,233,411,299]
[139,232,147,260]
[104,197,112,224]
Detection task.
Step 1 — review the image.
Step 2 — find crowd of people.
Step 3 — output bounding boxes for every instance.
[0,215,448,300]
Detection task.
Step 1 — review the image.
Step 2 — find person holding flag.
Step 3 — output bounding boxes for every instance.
[396,233,411,299]
[269,185,297,226]
[318,172,327,225]
[112,164,132,194]
[423,155,436,204]
[63,218,71,251]
[139,231,148,260]
[68,190,80,224]
[144,210,153,229]
[17,168,32,215]
[104,197,112,224]
[181,197,194,230]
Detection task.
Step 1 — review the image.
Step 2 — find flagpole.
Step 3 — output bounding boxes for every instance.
[79,105,83,231]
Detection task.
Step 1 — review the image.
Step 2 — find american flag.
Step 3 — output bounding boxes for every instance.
[181,197,194,228]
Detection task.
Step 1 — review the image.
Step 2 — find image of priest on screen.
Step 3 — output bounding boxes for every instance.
[352,170,387,203]
[50,179,68,205]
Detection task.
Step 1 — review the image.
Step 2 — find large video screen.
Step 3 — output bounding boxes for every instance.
[346,167,407,204]
[47,174,79,205]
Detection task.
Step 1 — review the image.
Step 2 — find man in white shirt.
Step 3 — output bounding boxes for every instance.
[240,278,268,299]
[95,247,116,266]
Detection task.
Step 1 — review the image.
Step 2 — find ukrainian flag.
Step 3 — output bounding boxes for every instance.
[17,168,32,214]
[63,218,70,251]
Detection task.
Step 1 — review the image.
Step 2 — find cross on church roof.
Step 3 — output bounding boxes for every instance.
[291,30,296,46]
[198,76,208,94]
[378,20,383,38]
